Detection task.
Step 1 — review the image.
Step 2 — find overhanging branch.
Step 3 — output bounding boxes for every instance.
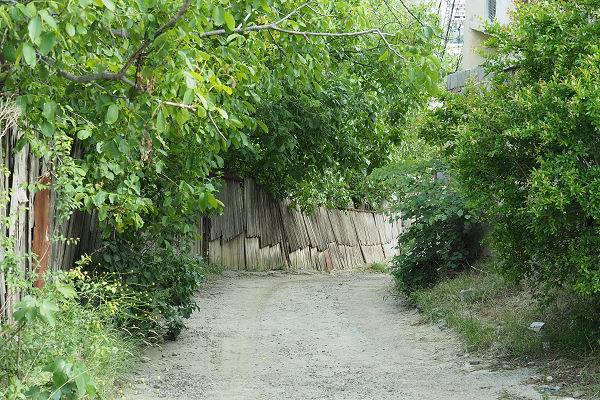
[53,0,193,85]
[53,0,405,86]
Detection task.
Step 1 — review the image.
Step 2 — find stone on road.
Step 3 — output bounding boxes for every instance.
[124,271,542,400]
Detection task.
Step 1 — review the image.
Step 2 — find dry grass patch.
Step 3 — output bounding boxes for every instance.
[410,267,600,398]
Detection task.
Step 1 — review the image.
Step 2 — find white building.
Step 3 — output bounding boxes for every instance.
[447,0,518,92]
[462,0,515,69]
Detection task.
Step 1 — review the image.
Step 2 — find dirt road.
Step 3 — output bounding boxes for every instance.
[123,270,546,400]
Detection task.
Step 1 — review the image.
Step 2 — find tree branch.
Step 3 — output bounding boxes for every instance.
[52,0,405,87]
[53,0,193,85]
[273,1,312,26]
[306,4,341,18]
[208,111,227,140]
[374,29,404,59]
[200,24,396,40]
[106,27,129,39]
[155,99,196,111]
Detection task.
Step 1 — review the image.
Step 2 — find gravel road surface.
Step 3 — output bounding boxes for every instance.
[122,270,547,400]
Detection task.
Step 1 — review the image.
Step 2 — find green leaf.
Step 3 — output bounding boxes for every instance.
[39,9,58,30]
[184,73,197,89]
[224,11,235,31]
[157,109,166,132]
[378,49,389,62]
[183,89,194,105]
[39,299,59,326]
[176,109,189,125]
[217,107,228,119]
[65,23,75,37]
[40,121,54,136]
[56,283,77,299]
[106,104,119,124]
[207,193,220,208]
[75,372,87,397]
[227,33,243,43]
[43,101,56,121]
[219,84,232,95]
[422,26,433,40]
[77,129,91,140]
[102,0,115,12]
[257,120,268,133]
[14,135,28,152]
[195,92,208,109]
[28,16,42,44]
[39,32,56,55]
[198,192,208,211]
[93,190,107,206]
[135,0,147,12]
[23,43,36,67]
[213,5,225,26]
[25,2,37,18]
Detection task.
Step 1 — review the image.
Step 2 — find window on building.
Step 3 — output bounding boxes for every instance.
[487,0,496,19]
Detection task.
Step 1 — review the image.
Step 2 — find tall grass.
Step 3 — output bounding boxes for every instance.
[411,266,600,359]
[0,270,142,399]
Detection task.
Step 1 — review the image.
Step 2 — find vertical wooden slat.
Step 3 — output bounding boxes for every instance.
[32,173,51,288]
[0,121,7,321]
[7,130,29,322]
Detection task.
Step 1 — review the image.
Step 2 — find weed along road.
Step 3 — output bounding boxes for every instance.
[123,271,543,400]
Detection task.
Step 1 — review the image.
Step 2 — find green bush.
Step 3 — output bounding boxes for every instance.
[417,0,600,297]
[382,159,481,293]
[91,234,204,339]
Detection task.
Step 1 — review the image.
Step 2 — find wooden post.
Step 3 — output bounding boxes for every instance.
[201,216,211,261]
[32,173,51,289]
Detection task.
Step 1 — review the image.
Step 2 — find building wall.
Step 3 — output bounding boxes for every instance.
[460,0,516,70]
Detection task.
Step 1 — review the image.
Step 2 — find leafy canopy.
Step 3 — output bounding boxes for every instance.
[227,0,442,209]
[0,0,441,234]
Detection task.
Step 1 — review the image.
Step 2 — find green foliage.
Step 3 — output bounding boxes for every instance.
[90,233,204,339]
[368,262,387,273]
[413,266,600,363]
[379,159,481,293]
[0,269,138,399]
[421,0,600,296]
[227,1,442,208]
[412,269,542,355]
[31,358,97,400]
[0,0,442,236]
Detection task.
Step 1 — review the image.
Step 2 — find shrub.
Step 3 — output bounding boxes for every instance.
[383,159,482,293]
[91,234,204,339]
[417,0,600,297]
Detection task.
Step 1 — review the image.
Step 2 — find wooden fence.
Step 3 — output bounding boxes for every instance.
[0,101,404,319]
[0,109,98,322]
[199,177,403,270]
